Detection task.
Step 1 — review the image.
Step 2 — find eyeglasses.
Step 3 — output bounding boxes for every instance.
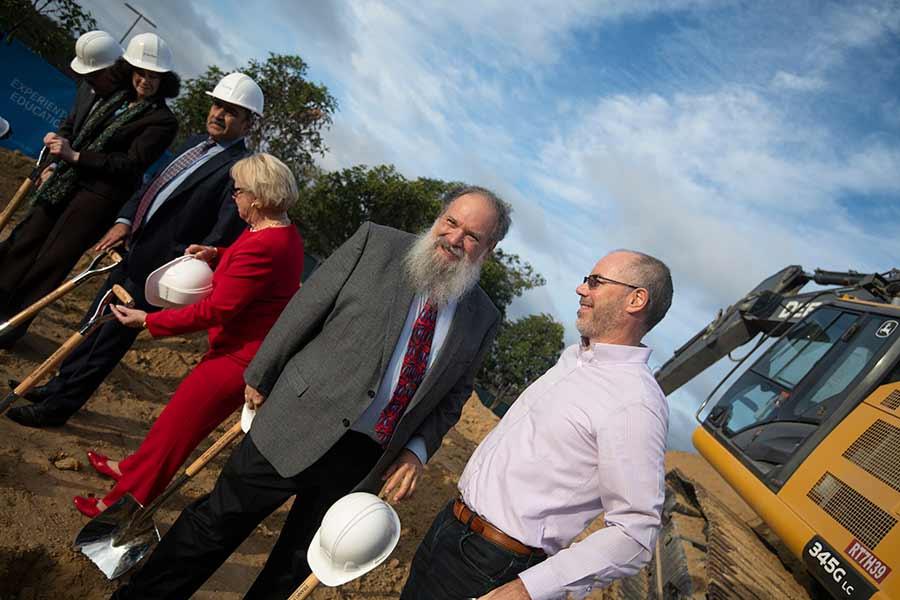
[232,186,246,198]
[582,274,640,290]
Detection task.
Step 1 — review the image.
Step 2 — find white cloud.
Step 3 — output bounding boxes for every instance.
[771,70,826,92]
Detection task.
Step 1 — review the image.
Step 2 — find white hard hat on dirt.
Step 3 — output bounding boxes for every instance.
[307,492,401,586]
[0,117,10,140]
[205,72,264,116]
[145,256,214,308]
[123,33,174,73]
[70,31,123,75]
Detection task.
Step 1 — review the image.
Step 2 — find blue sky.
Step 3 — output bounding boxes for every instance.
[78,0,900,450]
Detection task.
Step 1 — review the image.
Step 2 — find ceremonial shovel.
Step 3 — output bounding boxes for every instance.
[0,247,123,335]
[0,146,49,236]
[0,284,134,415]
[74,417,247,579]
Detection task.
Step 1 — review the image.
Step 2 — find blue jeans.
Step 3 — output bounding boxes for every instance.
[401,500,546,600]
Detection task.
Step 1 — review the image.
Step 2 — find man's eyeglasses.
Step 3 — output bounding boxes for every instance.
[582,274,640,290]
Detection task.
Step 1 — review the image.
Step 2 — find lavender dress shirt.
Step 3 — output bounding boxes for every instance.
[458,342,669,599]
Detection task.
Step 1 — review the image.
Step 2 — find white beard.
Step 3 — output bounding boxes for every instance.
[403,230,485,307]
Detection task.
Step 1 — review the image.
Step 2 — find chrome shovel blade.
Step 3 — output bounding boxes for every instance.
[73,494,160,579]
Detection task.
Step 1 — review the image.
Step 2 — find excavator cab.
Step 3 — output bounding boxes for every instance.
[691,298,900,599]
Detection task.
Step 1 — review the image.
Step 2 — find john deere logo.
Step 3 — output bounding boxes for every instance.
[876,320,898,338]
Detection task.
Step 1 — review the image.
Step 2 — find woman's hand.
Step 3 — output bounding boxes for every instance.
[47,136,79,164]
[37,164,56,188]
[110,304,147,329]
[185,244,217,263]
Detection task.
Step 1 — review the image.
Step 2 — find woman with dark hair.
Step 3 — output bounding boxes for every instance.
[0,32,181,348]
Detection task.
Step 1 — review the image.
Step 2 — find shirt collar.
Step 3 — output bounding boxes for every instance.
[213,136,244,149]
[576,341,652,365]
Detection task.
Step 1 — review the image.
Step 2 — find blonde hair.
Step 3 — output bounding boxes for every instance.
[230,153,299,212]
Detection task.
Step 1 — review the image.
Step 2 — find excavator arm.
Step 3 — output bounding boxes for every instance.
[654,266,899,395]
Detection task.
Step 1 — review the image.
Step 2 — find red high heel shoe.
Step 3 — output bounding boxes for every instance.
[73,495,102,518]
[87,450,121,481]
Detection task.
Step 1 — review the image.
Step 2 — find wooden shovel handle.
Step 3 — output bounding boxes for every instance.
[3,278,79,327]
[287,573,320,599]
[111,284,134,306]
[14,331,85,394]
[0,178,34,233]
[184,421,243,477]
[108,249,124,264]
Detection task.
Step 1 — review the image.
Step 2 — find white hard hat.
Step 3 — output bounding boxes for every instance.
[307,493,401,586]
[206,72,264,116]
[123,33,174,73]
[145,256,214,308]
[0,117,10,140]
[71,31,123,75]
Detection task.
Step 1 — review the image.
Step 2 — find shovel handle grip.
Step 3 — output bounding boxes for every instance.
[111,284,134,306]
[15,332,85,394]
[108,249,124,264]
[0,178,34,233]
[287,573,320,599]
[0,278,79,329]
[185,420,243,477]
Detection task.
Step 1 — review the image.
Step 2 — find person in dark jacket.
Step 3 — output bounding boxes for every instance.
[0,32,180,347]
[6,73,263,429]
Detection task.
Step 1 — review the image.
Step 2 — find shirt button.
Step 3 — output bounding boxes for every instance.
[367,390,376,398]
[342,418,350,427]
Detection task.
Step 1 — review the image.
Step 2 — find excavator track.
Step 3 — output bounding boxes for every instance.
[602,470,813,599]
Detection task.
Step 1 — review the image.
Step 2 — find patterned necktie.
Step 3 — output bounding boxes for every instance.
[374,298,439,447]
[130,137,218,236]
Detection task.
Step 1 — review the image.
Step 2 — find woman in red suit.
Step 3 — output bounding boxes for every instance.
[73,152,304,517]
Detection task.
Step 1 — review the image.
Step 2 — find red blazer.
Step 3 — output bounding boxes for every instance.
[146,226,304,366]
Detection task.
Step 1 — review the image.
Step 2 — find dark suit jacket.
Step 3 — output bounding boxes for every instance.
[244,222,500,492]
[119,134,249,287]
[57,81,179,202]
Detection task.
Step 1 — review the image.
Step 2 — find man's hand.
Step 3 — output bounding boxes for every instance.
[95,223,130,251]
[379,449,423,502]
[478,578,532,599]
[244,384,266,409]
[185,244,217,263]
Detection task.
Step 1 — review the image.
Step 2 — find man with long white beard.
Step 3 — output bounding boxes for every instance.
[113,187,509,600]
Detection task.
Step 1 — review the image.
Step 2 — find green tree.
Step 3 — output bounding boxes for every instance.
[1,0,97,71]
[169,54,336,177]
[291,163,543,314]
[478,314,565,410]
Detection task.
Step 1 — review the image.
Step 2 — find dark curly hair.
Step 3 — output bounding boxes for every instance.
[107,57,181,100]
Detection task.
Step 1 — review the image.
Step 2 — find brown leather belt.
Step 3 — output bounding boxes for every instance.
[453,498,545,557]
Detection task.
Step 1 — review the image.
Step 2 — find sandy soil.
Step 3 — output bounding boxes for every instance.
[0,147,762,599]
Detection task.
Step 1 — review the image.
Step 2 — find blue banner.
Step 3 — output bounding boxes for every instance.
[0,36,76,158]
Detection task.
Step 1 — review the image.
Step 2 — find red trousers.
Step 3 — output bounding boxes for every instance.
[103,352,245,507]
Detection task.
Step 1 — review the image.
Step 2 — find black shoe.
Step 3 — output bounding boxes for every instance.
[7,380,52,404]
[6,404,69,428]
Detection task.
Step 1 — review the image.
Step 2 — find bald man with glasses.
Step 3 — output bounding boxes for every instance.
[402,250,674,600]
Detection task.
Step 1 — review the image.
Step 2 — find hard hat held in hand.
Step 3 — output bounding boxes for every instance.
[123,33,174,73]
[145,256,214,308]
[71,31,123,75]
[307,492,401,586]
[206,72,264,116]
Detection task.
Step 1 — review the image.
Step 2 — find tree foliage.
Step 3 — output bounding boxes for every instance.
[478,314,565,410]
[291,163,543,314]
[169,53,336,177]
[2,0,97,72]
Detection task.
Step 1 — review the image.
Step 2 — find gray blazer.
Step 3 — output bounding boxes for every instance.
[244,222,500,492]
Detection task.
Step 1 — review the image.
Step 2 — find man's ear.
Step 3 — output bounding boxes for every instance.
[625,288,649,315]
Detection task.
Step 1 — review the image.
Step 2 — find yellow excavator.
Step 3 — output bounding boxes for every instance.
[645,266,900,600]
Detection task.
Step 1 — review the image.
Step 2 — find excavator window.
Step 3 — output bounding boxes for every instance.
[706,306,896,476]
